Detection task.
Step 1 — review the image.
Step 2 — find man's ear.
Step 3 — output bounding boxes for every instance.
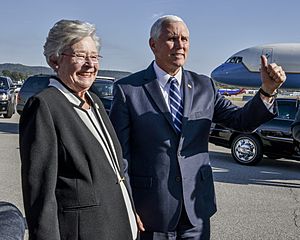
[48,55,59,72]
[149,38,156,52]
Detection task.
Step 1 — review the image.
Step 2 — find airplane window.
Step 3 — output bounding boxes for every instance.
[236,57,243,63]
[230,57,237,63]
[225,58,232,63]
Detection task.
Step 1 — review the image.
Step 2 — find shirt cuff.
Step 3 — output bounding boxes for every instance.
[261,97,275,113]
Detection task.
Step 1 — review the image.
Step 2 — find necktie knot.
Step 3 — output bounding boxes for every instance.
[169,77,178,86]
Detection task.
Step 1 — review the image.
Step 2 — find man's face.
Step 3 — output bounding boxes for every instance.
[150,21,190,75]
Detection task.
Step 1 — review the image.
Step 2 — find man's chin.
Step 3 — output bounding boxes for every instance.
[172,61,185,68]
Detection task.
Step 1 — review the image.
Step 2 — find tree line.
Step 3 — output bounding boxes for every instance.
[1,70,29,82]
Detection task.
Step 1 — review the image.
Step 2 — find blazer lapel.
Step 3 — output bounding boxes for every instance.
[143,63,176,132]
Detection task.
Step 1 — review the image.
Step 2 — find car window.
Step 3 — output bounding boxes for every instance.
[91,81,113,97]
[0,78,9,90]
[21,76,50,92]
[277,101,298,120]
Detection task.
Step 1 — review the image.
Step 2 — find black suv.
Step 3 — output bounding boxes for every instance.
[17,74,114,115]
[209,98,300,165]
[0,76,17,118]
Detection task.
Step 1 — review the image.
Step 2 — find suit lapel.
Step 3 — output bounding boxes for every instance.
[143,63,177,132]
[182,71,194,129]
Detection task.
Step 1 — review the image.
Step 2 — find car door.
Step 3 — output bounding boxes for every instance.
[257,99,298,156]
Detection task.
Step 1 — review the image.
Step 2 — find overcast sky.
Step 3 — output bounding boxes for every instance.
[1,0,299,75]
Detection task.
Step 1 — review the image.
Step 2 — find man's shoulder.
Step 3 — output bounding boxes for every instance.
[184,69,211,81]
[183,70,214,89]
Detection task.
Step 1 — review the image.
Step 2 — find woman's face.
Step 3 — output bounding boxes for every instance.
[56,36,100,95]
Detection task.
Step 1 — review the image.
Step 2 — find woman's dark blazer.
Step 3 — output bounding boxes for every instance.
[19,80,135,240]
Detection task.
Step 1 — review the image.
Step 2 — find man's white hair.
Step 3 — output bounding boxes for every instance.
[150,15,188,40]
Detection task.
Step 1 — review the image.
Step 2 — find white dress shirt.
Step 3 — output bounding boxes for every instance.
[153,61,183,111]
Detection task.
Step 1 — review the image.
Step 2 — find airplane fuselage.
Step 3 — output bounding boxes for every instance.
[211,43,300,89]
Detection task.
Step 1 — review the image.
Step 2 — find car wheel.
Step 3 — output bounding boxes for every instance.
[3,104,14,118]
[231,134,263,165]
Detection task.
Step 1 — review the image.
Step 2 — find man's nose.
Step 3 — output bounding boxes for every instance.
[175,39,184,48]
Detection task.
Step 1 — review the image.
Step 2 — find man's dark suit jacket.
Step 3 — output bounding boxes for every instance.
[19,80,135,240]
[109,62,276,232]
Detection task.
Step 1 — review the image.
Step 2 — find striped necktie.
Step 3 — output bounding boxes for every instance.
[169,77,183,134]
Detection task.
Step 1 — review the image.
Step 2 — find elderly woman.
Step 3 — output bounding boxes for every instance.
[19,20,138,240]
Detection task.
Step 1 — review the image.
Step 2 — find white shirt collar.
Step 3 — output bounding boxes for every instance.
[153,61,182,89]
[48,77,93,107]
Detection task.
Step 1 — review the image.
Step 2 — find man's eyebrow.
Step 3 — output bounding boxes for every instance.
[167,33,178,36]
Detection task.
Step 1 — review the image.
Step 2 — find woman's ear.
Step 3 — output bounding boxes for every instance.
[49,55,59,72]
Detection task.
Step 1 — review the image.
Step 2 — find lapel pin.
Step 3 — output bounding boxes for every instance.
[188,84,192,89]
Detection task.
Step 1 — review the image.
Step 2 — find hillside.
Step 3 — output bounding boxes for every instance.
[0,63,54,75]
[0,63,131,80]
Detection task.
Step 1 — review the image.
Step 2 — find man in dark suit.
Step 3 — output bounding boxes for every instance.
[109,15,286,239]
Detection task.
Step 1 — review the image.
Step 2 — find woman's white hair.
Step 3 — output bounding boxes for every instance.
[150,15,188,40]
[43,19,100,66]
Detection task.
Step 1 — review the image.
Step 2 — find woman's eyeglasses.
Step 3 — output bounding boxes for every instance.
[61,52,103,64]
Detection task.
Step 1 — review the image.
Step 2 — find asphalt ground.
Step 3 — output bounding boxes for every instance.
[0,113,299,240]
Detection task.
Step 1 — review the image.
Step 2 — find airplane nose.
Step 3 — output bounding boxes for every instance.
[211,65,226,80]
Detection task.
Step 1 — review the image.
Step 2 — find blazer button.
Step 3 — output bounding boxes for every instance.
[175,176,181,182]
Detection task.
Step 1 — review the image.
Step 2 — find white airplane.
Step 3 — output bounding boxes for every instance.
[211,43,300,89]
